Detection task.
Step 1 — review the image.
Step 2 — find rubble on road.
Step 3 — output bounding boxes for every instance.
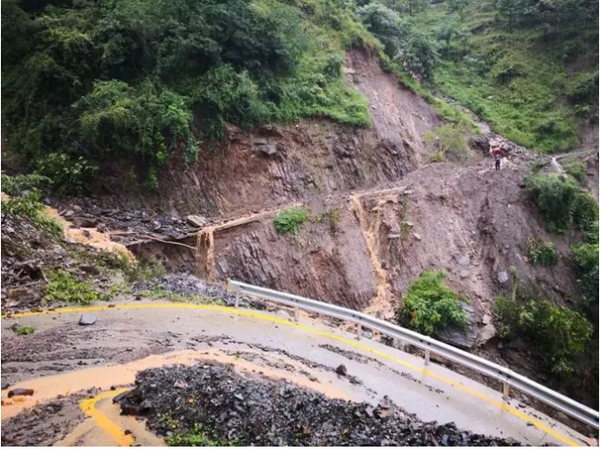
[117,362,520,446]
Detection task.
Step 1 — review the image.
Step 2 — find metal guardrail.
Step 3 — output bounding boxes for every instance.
[227,279,599,430]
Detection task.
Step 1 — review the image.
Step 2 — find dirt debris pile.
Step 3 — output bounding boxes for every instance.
[117,362,520,446]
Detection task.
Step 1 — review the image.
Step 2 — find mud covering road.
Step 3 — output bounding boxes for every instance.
[118,362,520,446]
[1,302,592,446]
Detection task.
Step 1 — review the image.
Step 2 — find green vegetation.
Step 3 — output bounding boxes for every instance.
[526,239,557,266]
[410,0,598,151]
[2,0,376,185]
[166,424,236,447]
[119,256,166,282]
[564,161,587,186]
[398,270,468,335]
[356,3,437,81]
[12,324,36,336]
[495,293,593,376]
[35,153,98,196]
[313,208,341,231]
[525,174,598,234]
[424,122,472,161]
[43,270,107,305]
[274,207,309,235]
[570,222,599,307]
[1,174,62,238]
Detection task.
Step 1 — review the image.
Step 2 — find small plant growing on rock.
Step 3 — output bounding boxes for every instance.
[527,239,558,266]
[166,423,235,446]
[313,209,340,231]
[398,270,468,335]
[11,324,36,335]
[274,208,308,235]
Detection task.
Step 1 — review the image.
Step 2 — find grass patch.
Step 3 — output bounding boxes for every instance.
[410,0,596,152]
[424,122,472,161]
[138,286,223,305]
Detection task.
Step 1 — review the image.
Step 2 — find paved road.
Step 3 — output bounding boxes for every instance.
[0,302,591,446]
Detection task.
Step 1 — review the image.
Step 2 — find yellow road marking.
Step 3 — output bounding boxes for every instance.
[80,388,133,447]
[4,303,579,446]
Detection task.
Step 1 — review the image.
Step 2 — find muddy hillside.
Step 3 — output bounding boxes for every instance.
[67,51,593,338]
[4,47,598,410]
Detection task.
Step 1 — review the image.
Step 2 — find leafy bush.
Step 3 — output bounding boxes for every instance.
[494,295,593,376]
[274,208,308,235]
[424,123,471,161]
[35,153,98,195]
[44,270,103,305]
[77,81,198,163]
[120,256,166,282]
[357,4,437,81]
[527,239,558,266]
[399,270,468,335]
[571,241,599,307]
[571,192,599,232]
[525,175,579,233]
[564,161,587,185]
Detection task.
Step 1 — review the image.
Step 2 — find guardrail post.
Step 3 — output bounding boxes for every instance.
[502,382,510,401]
[234,296,239,308]
[294,305,300,322]
[356,324,362,340]
[424,349,431,366]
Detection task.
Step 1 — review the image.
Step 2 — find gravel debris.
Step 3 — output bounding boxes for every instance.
[117,362,521,446]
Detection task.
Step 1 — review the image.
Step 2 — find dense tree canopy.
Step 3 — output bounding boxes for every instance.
[1,0,374,182]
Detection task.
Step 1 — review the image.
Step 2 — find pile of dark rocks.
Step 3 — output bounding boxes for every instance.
[131,273,266,309]
[117,362,520,446]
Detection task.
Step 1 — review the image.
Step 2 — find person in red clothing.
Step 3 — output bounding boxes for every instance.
[492,148,504,170]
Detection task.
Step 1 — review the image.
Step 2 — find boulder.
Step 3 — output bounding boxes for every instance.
[478,323,496,345]
[186,215,207,228]
[335,364,348,376]
[79,314,97,326]
[435,304,477,349]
